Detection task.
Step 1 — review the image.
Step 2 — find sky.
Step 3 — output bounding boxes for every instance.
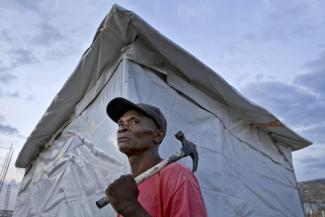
[0,0,324,187]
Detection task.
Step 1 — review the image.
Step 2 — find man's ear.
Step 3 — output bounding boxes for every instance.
[153,129,165,145]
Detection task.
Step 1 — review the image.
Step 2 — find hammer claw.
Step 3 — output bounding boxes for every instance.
[175,131,199,172]
[191,151,198,172]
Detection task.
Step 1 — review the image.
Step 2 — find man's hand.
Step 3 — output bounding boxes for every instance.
[105,175,151,217]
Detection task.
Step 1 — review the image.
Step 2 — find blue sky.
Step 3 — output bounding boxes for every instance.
[0,0,324,182]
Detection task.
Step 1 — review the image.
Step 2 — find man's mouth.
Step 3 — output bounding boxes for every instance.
[118,137,130,142]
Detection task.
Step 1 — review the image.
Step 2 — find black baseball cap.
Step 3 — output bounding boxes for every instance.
[106,97,167,132]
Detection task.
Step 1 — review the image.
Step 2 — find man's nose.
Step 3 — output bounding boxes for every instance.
[117,123,129,133]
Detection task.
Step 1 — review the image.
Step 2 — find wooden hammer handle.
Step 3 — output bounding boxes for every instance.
[96,159,170,209]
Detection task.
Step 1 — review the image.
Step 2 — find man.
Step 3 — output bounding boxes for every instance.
[105,97,207,217]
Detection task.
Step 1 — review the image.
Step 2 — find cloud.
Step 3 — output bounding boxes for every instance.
[17,0,40,10]
[311,161,325,170]
[28,23,68,46]
[6,91,19,98]
[3,0,42,12]
[8,48,38,66]
[0,90,20,98]
[295,51,325,96]
[0,59,9,72]
[242,80,324,126]
[0,72,17,84]
[0,123,19,135]
[296,151,325,181]
[299,156,325,170]
[0,48,38,75]
[177,2,215,21]
[0,52,25,99]
[300,123,325,144]
[26,94,34,101]
[242,1,322,43]
[0,30,13,43]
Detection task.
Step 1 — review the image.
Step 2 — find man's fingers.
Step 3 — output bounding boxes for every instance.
[106,174,134,194]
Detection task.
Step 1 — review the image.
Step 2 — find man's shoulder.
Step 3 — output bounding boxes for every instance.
[163,162,192,175]
[159,162,199,187]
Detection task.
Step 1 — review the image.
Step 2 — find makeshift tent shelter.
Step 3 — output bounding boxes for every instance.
[14,5,311,217]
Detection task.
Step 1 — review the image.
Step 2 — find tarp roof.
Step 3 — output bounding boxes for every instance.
[16,4,312,168]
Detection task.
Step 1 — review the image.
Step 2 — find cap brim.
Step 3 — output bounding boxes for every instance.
[106,97,145,123]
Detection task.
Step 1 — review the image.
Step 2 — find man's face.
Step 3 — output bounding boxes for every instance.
[117,110,162,156]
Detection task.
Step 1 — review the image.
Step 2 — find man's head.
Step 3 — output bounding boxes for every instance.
[106,97,167,156]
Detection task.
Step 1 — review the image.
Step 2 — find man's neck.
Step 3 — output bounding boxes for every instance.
[128,150,162,177]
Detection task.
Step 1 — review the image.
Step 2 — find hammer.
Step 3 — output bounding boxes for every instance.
[96,130,199,209]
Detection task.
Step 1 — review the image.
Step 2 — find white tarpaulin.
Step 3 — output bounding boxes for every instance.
[14,5,310,217]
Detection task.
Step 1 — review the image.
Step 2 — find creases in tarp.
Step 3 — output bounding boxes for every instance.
[14,63,132,216]
[15,57,304,217]
[123,46,294,171]
[123,60,304,216]
[14,133,125,217]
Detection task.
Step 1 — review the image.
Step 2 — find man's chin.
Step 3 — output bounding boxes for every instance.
[118,145,134,156]
[118,145,147,157]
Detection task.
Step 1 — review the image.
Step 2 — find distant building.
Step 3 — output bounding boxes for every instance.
[299,179,325,216]
[0,210,13,217]
[0,181,19,211]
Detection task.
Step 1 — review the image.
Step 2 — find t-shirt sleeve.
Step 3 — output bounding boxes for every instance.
[165,172,208,217]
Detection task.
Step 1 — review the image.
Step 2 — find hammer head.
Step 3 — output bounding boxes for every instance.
[175,131,199,172]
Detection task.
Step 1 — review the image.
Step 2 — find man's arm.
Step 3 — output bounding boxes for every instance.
[105,175,152,217]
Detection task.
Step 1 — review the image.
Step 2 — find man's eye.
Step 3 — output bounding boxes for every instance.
[131,120,138,125]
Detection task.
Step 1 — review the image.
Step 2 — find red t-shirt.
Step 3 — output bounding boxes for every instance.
[118,162,207,217]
